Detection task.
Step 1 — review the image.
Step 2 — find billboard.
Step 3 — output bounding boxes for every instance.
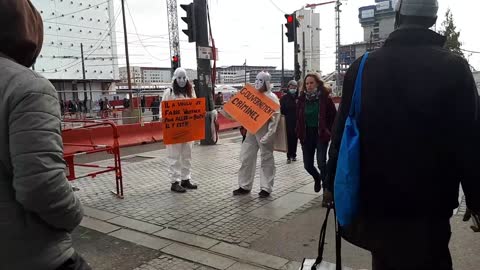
[376,1,391,11]
[361,9,375,19]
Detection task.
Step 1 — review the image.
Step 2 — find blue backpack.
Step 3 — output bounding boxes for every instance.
[334,52,369,227]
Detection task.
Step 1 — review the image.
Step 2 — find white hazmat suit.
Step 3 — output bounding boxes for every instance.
[236,72,280,195]
[161,68,197,189]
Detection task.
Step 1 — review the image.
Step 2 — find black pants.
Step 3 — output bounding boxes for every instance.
[56,252,91,270]
[286,122,297,159]
[371,219,452,270]
[302,127,328,185]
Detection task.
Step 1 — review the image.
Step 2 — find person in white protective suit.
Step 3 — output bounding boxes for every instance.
[233,71,281,198]
[162,68,198,193]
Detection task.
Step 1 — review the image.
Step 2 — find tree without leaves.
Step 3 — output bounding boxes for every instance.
[439,9,464,58]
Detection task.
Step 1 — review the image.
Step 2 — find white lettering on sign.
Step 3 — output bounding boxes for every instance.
[361,9,375,18]
[376,1,391,11]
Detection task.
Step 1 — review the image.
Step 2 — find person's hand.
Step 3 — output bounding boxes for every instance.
[260,136,269,145]
[463,208,480,232]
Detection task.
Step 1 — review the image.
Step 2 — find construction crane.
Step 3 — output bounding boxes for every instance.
[306,0,345,95]
[166,0,181,74]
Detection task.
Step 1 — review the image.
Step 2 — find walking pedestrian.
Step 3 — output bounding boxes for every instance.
[296,73,337,198]
[233,72,280,198]
[162,68,198,193]
[151,96,160,121]
[326,0,479,269]
[0,0,88,269]
[280,80,299,164]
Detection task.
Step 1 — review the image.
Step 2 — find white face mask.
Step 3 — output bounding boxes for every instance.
[255,78,265,90]
[176,76,187,88]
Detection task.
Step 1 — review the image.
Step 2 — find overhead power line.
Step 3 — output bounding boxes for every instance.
[125,1,167,62]
[267,0,287,14]
[44,1,110,21]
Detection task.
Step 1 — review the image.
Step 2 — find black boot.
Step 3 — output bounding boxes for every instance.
[233,187,251,196]
[181,179,198,189]
[259,190,270,198]
[171,182,186,193]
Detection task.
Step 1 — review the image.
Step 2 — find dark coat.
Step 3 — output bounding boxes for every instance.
[296,91,337,144]
[280,92,297,127]
[326,28,479,240]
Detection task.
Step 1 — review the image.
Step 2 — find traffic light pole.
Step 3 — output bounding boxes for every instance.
[194,0,215,145]
[293,12,300,81]
[302,31,306,79]
[281,25,285,87]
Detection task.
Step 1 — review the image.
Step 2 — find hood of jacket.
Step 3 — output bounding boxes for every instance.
[0,0,43,67]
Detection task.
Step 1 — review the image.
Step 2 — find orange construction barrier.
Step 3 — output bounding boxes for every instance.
[62,120,124,199]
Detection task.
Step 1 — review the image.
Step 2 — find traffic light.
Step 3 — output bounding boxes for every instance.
[180,3,196,43]
[172,55,180,70]
[284,13,299,43]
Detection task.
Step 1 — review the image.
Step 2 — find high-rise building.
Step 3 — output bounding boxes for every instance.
[31,0,119,102]
[296,8,321,75]
[339,0,395,70]
[119,66,197,84]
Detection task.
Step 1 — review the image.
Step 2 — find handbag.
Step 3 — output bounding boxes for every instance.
[334,53,369,227]
[274,115,288,152]
[300,206,352,270]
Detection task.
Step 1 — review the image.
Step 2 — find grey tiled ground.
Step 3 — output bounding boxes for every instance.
[133,255,215,270]
[74,142,315,245]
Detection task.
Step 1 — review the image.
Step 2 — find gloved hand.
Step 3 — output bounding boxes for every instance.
[260,136,269,145]
[463,208,480,232]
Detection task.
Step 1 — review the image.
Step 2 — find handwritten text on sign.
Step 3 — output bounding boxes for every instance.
[223,84,280,134]
[162,98,206,145]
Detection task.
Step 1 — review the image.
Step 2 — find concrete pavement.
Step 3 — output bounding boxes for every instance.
[71,134,476,270]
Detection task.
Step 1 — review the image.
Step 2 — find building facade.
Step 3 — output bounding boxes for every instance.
[119,66,197,84]
[215,65,294,86]
[339,0,395,70]
[474,71,480,94]
[31,0,119,103]
[297,8,321,74]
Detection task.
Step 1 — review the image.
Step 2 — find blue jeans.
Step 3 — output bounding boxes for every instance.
[302,127,328,185]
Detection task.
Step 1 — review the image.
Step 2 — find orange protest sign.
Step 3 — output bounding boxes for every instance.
[223,84,280,134]
[162,98,206,145]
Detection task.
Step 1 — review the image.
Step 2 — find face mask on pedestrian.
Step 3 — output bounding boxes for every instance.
[176,76,187,88]
[288,86,297,95]
[173,68,189,88]
[255,72,271,93]
[255,78,266,92]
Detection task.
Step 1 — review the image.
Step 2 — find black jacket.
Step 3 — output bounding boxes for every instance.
[280,92,297,127]
[326,28,480,220]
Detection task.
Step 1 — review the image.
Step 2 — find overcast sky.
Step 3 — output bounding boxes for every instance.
[114,0,480,73]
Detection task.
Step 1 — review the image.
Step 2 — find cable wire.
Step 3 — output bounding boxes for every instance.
[44,1,110,21]
[125,0,167,62]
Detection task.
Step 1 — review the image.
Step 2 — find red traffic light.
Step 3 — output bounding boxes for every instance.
[287,15,294,23]
[172,55,179,62]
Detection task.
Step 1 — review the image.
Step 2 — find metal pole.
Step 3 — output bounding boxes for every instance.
[302,31,306,79]
[195,0,215,145]
[293,11,299,81]
[335,0,342,95]
[80,43,88,102]
[281,24,285,86]
[244,60,247,85]
[121,0,133,100]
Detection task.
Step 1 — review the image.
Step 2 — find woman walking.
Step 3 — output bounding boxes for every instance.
[296,73,337,205]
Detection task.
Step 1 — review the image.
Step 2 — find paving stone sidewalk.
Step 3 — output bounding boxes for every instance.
[73,140,319,247]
